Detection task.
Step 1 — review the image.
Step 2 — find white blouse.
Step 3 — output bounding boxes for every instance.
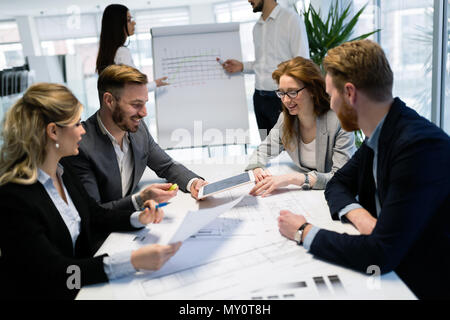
[299,138,316,170]
[114,46,157,92]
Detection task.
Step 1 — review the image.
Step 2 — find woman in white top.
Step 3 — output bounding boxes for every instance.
[96,4,168,90]
[246,56,356,196]
[0,83,180,299]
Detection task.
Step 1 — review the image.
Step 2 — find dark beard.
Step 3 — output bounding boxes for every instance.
[253,0,264,12]
[336,99,359,132]
[112,105,140,133]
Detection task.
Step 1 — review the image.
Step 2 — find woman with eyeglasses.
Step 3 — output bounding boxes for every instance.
[95,4,168,90]
[246,56,356,196]
[0,83,181,299]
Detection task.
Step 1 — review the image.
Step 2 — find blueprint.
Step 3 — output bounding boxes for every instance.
[103,185,378,300]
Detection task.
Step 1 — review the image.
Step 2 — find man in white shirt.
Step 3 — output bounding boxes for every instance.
[221,0,310,140]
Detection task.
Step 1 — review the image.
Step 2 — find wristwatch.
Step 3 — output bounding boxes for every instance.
[294,222,310,245]
[302,173,311,190]
[135,194,144,209]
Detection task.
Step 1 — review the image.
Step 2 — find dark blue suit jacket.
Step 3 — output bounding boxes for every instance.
[318,98,450,299]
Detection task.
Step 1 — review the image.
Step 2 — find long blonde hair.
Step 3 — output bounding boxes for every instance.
[0,83,82,186]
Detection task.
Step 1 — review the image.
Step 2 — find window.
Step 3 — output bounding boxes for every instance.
[353,0,436,122]
[37,13,100,77]
[214,1,256,23]
[380,1,434,120]
[129,7,190,78]
[0,20,24,70]
[36,13,101,119]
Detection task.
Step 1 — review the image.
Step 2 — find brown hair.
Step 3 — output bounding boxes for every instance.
[0,83,82,186]
[272,56,330,151]
[323,39,393,102]
[97,64,148,106]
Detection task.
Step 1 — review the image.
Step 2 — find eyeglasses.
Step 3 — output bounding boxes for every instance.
[275,87,306,99]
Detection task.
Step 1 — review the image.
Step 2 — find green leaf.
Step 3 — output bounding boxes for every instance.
[302,0,380,68]
[300,0,380,144]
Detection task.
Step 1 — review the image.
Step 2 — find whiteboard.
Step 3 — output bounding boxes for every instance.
[151,23,249,149]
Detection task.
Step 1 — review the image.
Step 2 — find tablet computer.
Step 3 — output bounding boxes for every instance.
[198,171,255,199]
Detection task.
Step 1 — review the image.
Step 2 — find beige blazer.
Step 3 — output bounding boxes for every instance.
[246,110,356,189]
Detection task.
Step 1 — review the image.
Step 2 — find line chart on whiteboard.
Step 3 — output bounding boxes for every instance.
[160,48,227,87]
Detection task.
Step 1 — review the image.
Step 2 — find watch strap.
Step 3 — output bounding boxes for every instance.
[296,222,310,245]
[302,173,311,190]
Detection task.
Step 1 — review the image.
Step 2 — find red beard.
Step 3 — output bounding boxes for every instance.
[336,99,359,132]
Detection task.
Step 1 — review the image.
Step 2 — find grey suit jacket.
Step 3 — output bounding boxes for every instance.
[62,112,201,211]
[246,110,356,189]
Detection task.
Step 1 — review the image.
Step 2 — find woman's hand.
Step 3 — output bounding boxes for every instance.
[155,76,169,87]
[252,167,271,183]
[138,199,164,224]
[249,173,292,197]
[131,242,182,271]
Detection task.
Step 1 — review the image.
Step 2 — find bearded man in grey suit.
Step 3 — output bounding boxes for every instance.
[63,64,207,218]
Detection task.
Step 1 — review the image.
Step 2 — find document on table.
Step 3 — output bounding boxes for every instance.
[164,195,245,244]
[100,187,415,300]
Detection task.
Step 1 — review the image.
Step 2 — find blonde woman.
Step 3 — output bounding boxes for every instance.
[0,83,181,299]
[247,57,356,196]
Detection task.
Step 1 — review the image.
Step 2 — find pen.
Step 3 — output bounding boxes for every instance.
[156,202,169,209]
[169,183,178,191]
[140,202,169,211]
[216,57,225,65]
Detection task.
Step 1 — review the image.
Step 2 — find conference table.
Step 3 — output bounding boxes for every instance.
[76,153,416,300]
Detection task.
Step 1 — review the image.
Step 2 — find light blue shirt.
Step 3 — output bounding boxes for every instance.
[337,115,386,220]
[303,116,387,250]
[38,164,144,280]
[38,165,81,252]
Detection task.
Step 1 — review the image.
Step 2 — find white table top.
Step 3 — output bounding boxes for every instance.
[76,154,416,300]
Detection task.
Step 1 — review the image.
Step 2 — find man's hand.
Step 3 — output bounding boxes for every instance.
[278,210,307,240]
[138,199,164,224]
[155,76,169,87]
[131,242,182,271]
[190,179,208,200]
[140,183,178,203]
[249,174,292,197]
[252,167,271,183]
[221,59,243,73]
[345,208,377,235]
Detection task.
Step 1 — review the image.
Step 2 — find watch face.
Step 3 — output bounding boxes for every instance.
[302,183,311,190]
[294,231,301,244]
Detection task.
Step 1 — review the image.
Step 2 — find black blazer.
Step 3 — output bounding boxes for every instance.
[318,98,450,299]
[62,112,201,212]
[0,165,140,300]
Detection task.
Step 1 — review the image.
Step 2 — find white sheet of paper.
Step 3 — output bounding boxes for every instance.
[164,195,245,244]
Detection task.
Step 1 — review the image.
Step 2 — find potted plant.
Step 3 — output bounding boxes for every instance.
[297,1,380,147]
